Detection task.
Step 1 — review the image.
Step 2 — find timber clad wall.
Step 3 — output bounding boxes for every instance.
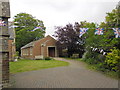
[21,35,58,59]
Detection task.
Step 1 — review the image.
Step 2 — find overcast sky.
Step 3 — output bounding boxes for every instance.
[9,0,119,36]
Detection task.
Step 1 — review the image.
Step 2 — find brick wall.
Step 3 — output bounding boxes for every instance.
[21,35,58,59]
[21,47,34,59]
[33,35,57,58]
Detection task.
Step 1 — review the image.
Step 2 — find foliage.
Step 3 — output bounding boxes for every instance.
[14,51,19,59]
[105,48,120,72]
[86,62,119,79]
[44,57,52,60]
[99,7,120,49]
[70,54,79,59]
[105,8,120,28]
[82,4,120,75]
[80,21,101,64]
[54,22,85,57]
[14,13,46,53]
[9,59,69,74]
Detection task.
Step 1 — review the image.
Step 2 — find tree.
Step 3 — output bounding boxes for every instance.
[80,21,102,64]
[54,22,84,57]
[99,8,120,50]
[105,8,120,28]
[14,13,46,53]
[82,3,120,73]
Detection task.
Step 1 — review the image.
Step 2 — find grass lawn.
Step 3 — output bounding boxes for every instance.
[10,59,69,74]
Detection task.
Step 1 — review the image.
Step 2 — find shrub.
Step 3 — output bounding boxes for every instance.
[44,57,52,60]
[86,58,95,64]
[83,51,100,64]
[105,48,120,72]
[14,51,19,59]
[71,54,79,59]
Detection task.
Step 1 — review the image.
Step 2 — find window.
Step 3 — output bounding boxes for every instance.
[26,49,29,55]
[30,48,33,55]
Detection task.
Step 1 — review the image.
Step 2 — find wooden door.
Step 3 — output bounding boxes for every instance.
[48,47,55,57]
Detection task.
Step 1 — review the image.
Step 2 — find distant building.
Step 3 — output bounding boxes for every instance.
[21,35,59,59]
[8,21,16,61]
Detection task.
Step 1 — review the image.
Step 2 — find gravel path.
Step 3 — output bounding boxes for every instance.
[9,58,118,88]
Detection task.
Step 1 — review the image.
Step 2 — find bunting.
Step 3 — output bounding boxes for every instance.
[79,28,88,37]
[95,28,104,35]
[91,47,107,55]
[0,20,6,26]
[33,26,43,31]
[113,28,120,38]
[79,28,120,38]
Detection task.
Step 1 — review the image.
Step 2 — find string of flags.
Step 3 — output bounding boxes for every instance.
[113,28,120,38]
[0,18,44,31]
[95,28,104,35]
[32,26,43,31]
[91,47,107,55]
[0,19,6,26]
[79,28,88,37]
[79,28,120,38]
[1,18,119,38]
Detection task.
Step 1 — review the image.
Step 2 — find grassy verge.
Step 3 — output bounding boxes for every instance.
[10,59,69,74]
[63,57,119,79]
[63,57,82,61]
[86,64,119,79]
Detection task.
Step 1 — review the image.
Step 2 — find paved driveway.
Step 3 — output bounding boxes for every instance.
[9,58,118,88]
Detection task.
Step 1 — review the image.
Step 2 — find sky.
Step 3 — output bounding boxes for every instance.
[9,0,119,36]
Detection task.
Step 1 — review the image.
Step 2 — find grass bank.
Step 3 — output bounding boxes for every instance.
[86,64,119,79]
[10,59,69,74]
[63,57,119,79]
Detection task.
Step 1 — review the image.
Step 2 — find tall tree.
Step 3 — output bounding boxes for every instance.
[100,7,120,50]
[54,22,84,57]
[99,5,120,72]
[80,21,101,64]
[14,13,46,53]
[82,3,120,73]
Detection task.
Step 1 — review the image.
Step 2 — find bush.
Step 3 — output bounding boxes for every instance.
[105,48,120,72]
[44,57,52,60]
[71,54,79,59]
[83,51,100,64]
[85,58,95,64]
[14,51,19,59]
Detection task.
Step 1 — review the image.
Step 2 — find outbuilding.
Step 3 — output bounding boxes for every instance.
[21,35,58,59]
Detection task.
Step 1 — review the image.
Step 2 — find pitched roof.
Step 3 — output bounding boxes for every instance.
[21,41,35,49]
[36,35,56,42]
[21,35,56,49]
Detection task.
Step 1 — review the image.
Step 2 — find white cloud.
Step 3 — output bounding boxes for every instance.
[9,0,119,36]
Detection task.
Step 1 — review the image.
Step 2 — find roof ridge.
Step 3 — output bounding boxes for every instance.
[21,35,56,49]
[21,41,35,49]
